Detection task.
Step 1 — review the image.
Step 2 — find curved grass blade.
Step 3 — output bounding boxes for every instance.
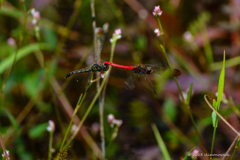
[0,43,54,74]
[151,123,171,160]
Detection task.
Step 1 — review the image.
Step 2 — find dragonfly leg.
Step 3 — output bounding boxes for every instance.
[143,74,157,94]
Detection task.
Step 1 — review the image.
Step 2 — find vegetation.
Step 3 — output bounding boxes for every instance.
[0,0,240,159]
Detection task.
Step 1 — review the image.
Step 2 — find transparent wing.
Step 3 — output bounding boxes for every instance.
[95,29,105,63]
[132,71,157,94]
[146,64,181,78]
[85,71,93,92]
[124,73,135,90]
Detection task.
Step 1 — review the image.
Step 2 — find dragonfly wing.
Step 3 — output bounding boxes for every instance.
[133,69,157,94]
[124,73,135,90]
[141,74,156,94]
[147,64,178,78]
[85,70,93,92]
[95,30,105,63]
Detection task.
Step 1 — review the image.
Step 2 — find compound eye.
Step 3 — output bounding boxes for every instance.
[147,67,153,74]
[103,64,109,70]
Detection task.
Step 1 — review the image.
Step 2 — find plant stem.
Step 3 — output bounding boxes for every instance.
[54,0,82,56]
[157,18,165,47]
[202,25,213,64]
[63,70,110,150]
[210,125,217,159]
[48,131,53,160]
[60,93,86,152]
[158,23,208,155]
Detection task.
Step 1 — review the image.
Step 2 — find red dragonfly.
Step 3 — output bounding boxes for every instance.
[104,62,181,94]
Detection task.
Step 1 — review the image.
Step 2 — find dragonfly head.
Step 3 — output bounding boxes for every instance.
[146,66,153,74]
[103,63,109,71]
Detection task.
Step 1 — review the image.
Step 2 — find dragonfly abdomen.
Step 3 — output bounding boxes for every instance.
[65,69,90,78]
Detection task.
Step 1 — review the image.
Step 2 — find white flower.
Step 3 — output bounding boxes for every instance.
[110,28,122,43]
[46,120,55,132]
[191,149,199,159]
[31,8,41,25]
[183,31,194,42]
[152,5,163,16]
[107,114,115,124]
[154,28,162,37]
[71,124,77,133]
[2,150,10,160]
[7,38,16,46]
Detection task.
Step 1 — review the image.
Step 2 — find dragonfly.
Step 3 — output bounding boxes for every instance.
[65,27,109,92]
[104,62,181,94]
[65,62,109,91]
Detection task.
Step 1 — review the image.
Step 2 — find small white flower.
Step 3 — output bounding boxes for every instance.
[110,28,122,43]
[183,31,194,42]
[115,119,123,127]
[47,120,55,132]
[152,5,163,16]
[71,124,77,133]
[101,73,105,79]
[191,149,199,159]
[107,114,115,124]
[7,38,16,46]
[2,150,10,159]
[179,88,194,102]
[154,28,162,37]
[31,8,41,26]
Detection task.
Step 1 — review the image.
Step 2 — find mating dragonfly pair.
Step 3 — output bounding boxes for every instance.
[65,61,181,94]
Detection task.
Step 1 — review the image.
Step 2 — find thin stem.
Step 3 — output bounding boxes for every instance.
[204,95,240,136]
[48,131,53,160]
[222,135,239,160]
[187,107,208,154]
[229,138,240,160]
[90,1,105,158]
[63,70,111,150]
[159,33,208,154]
[157,17,165,47]
[60,93,86,152]
[160,45,185,102]
[0,132,9,160]
[210,114,218,159]
[202,25,213,64]
[54,0,82,56]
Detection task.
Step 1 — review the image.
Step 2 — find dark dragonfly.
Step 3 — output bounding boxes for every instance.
[104,62,181,94]
[65,62,109,91]
[65,26,109,92]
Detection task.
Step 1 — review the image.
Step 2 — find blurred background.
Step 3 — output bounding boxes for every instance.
[1,0,240,159]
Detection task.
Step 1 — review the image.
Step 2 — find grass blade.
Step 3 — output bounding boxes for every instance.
[186,82,193,105]
[151,123,171,160]
[0,43,54,74]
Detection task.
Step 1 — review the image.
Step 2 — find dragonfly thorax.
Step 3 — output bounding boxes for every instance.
[133,64,153,74]
[92,64,104,71]
[103,63,109,71]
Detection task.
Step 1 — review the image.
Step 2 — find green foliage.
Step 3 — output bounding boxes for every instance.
[182,148,194,160]
[29,122,48,139]
[211,99,218,128]
[135,35,147,51]
[128,99,152,128]
[163,97,176,122]
[216,52,225,110]
[151,124,171,160]
[15,137,34,160]
[23,68,45,98]
[4,110,18,132]
[0,43,54,74]
[186,82,193,105]
[105,142,120,159]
